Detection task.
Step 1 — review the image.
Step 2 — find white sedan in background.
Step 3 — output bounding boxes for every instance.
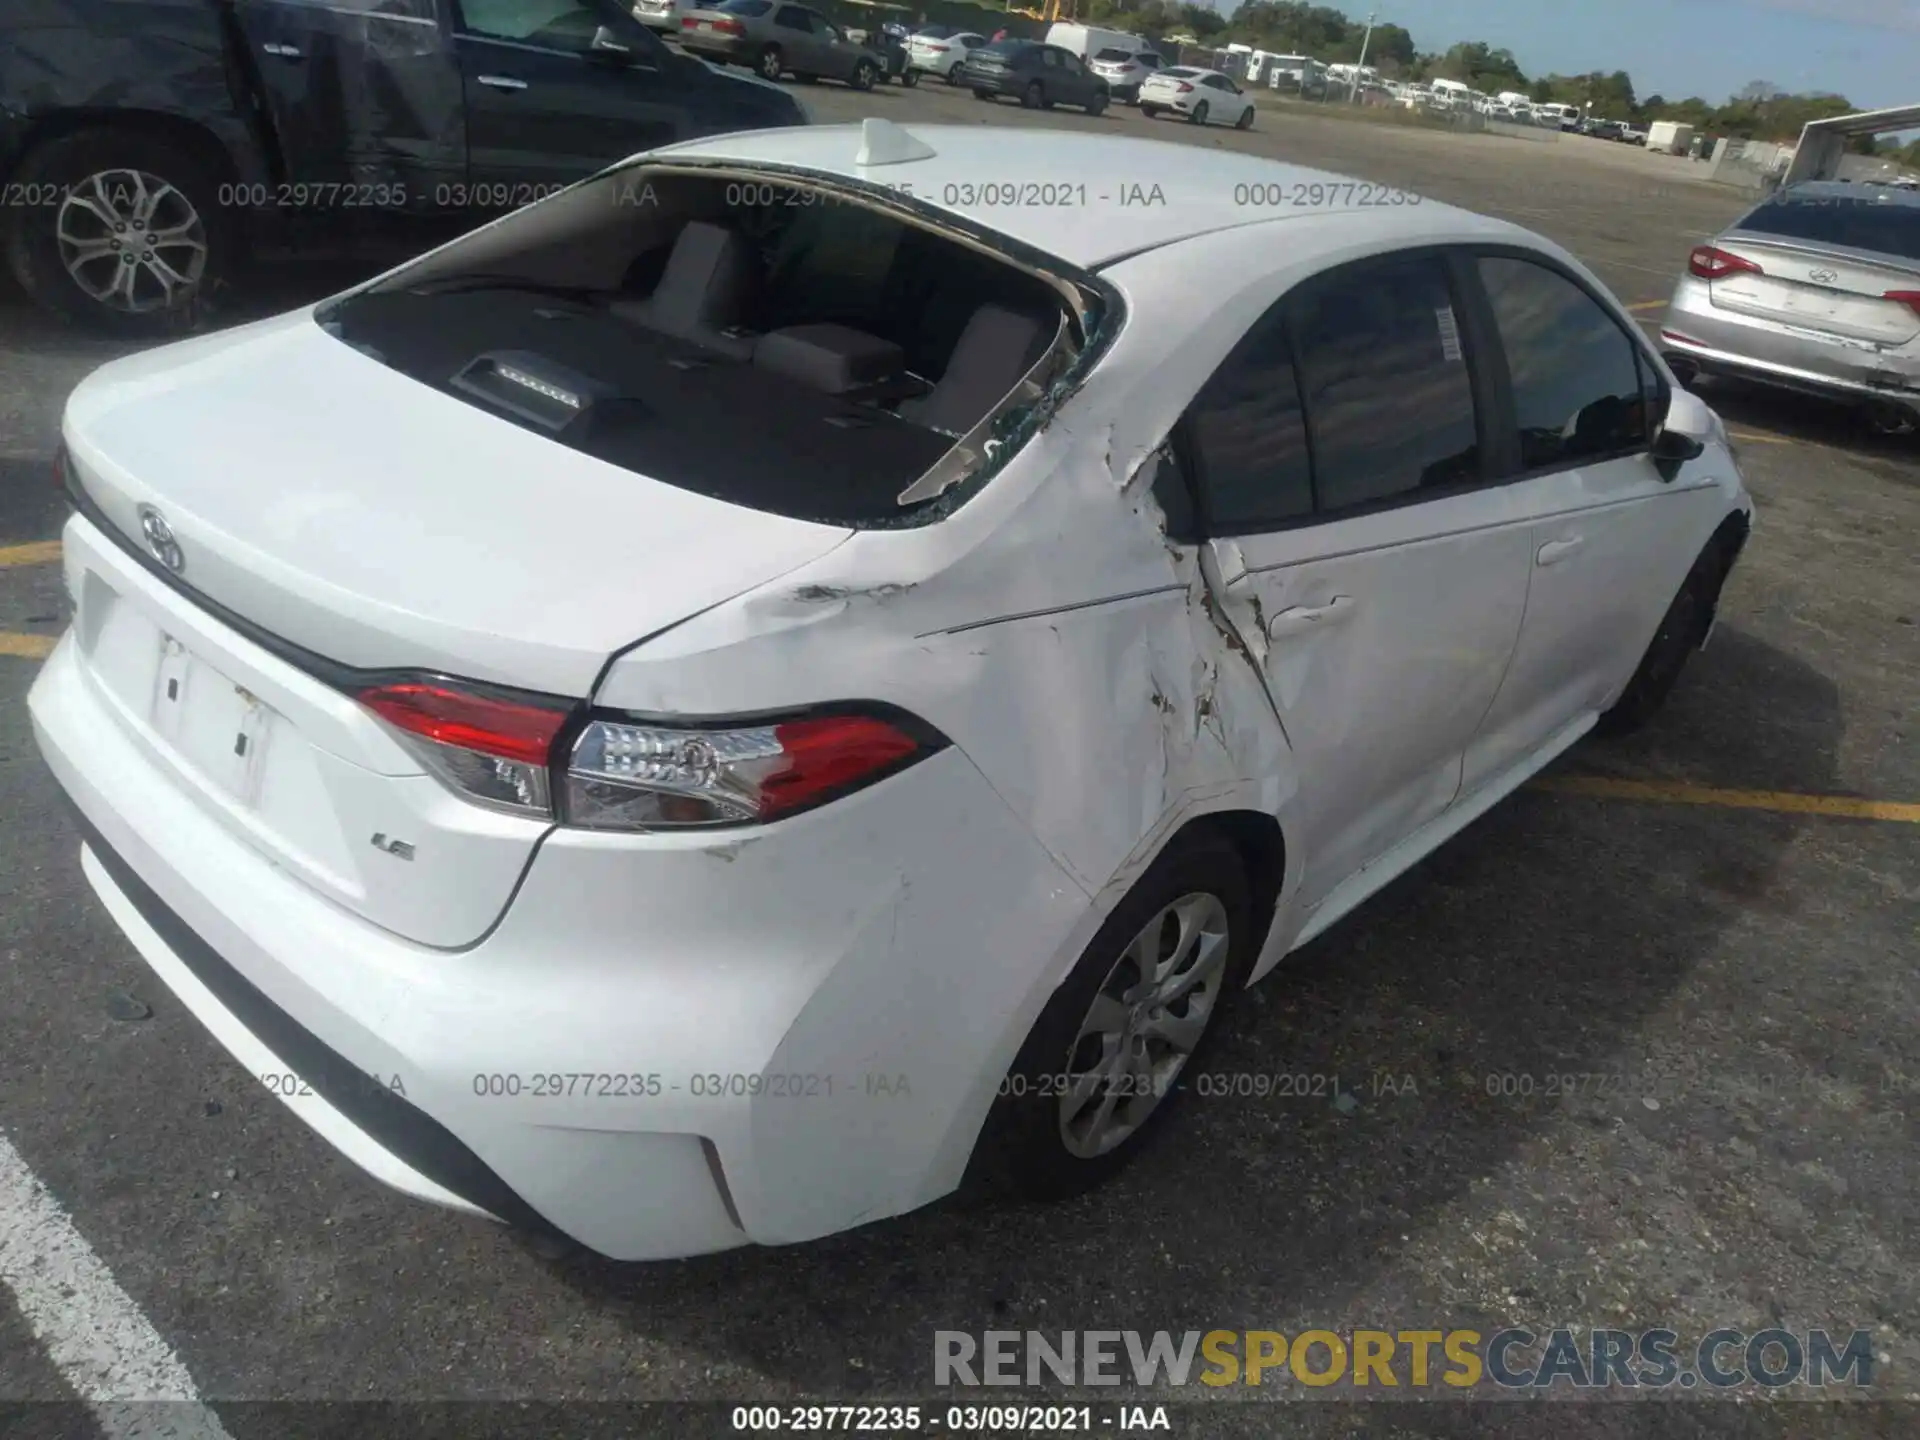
[1140,67,1257,128]
[31,121,1751,1262]
[907,27,988,82]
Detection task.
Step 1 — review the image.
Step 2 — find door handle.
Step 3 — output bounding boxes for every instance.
[1536,536,1585,567]
[477,74,529,90]
[1267,595,1358,639]
[261,41,303,59]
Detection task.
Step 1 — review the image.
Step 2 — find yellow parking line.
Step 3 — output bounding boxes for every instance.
[1727,430,1795,445]
[0,632,57,660]
[0,541,61,569]
[1627,300,1666,312]
[1534,775,1920,823]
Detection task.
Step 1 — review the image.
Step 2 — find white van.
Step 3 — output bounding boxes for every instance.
[1043,24,1147,60]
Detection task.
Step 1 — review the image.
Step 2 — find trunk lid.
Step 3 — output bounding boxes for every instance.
[1711,237,1920,349]
[59,310,849,948]
[63,310,852,699]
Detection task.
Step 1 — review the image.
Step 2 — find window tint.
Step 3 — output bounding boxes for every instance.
[1093,47,1132,61]
[1736,194,1920,261]
[458,0,604,48]
[1204,75,1231,90]
[1060,53,1084,74]
[774,5,809,27]
[1041,48,1061,67]
[1477,256,1649,469]
[1185,311,1313,531]
[1290,255,1480,511]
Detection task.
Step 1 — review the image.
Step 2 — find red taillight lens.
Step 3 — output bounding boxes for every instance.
[1883,290,1920,317]
[1689,245,1762,281]
[681,13,696,24]
[359,680,571,817]
[928,42,948,51]
[1176,82,1194,93]
[714,17,744,33]
[564,708,943,830]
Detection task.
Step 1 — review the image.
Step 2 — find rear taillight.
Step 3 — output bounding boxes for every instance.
[1883,290,1920,317]
[564,708,942,830]
[360,680,944,830]
[1176,82,1194,93]
[927,42,948,51]
[359,680,571,818]
[713,16,745,33]
[681,13,696,24]
[1689,245,1762,281]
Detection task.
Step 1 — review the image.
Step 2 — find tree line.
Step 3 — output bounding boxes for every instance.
[1071,0,1916,162]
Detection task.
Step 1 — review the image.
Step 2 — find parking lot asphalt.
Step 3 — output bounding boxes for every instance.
[1,77,1917,1439]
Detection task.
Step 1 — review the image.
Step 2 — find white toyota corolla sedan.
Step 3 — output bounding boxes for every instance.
[30,121,1752,1262]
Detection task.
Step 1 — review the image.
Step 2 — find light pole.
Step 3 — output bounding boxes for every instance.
[1351,10,1376,104]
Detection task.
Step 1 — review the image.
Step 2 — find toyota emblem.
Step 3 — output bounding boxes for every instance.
[1808,267,1839,284]
[137,505,184,574]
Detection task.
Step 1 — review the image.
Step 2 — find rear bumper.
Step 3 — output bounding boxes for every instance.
[1662,282,1920,414]
[29,633,1092,1260]
[680,34,754,61]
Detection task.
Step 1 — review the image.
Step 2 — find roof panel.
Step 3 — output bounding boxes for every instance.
[645,124,1488,266]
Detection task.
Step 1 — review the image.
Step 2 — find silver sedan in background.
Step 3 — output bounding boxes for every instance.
[1659,182,1920,435]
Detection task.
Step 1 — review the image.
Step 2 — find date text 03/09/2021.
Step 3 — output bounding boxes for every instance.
[728,1403,1173,1433]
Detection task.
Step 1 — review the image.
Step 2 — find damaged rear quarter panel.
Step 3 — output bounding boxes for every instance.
[593,265,1299,915]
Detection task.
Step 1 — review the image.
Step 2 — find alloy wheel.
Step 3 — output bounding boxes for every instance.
[55,168,207,314]
[1057,892,1231,1159]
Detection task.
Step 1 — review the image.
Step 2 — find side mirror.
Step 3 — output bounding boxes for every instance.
[1650,386,1715,480]
[590,25,631,56]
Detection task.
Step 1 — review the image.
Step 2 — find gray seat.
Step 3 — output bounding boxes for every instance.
[611,221,759,359]
[897,304,1051,435]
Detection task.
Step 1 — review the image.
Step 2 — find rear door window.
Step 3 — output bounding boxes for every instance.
[1736,195,1920,260]
[1287,253,1482,513]
[1183,308,1314,531]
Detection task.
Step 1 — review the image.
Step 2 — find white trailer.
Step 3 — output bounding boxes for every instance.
[1646,120,1696,155]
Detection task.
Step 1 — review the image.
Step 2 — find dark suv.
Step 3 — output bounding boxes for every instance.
[1,0,807,332]
[961,41,1108,114]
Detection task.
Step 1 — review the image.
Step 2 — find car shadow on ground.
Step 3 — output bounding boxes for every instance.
[546,625,1843,1391]
[1699,376,1918,475]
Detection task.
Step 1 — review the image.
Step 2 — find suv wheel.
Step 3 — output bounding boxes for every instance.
[4,129,227,335]
[1022,80,1043,109]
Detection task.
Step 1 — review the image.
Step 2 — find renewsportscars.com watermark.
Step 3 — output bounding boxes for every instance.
[935,1328,1880,1391]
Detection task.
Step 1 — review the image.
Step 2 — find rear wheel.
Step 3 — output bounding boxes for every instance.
[756,44,783,80]
[899,66,918,87]
[968,833,1255,1201]
[1141,103,1161,118]
[850,59,877,91]
[1022,80,1043,109]
[1189,100,1209,125]
[4,127,228,335]
[1596,536,1734,735]
[1085,92,1107,116]
[1236,104,1254,129]
[947,62,964,83]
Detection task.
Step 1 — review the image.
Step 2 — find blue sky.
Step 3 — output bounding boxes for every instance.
[1218,0,1919,110]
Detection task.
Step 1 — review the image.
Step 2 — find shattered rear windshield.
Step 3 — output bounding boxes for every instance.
[314,167,1112,528]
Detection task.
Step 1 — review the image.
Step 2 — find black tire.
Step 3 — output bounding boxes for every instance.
[1141,104,1161,118]
[1189,100,1209,125]
[4,127,229,335]
[756,45,783,80]
[899,66,919,88]
[947,62,964,84]
[1022,80,1044,109]
[850,59,877,91]
[967,832,1255,1202]
[1085,92,1107,116]
[974,89,994,102]
[1236,104,1254,130]
[1595,538,1733,735]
